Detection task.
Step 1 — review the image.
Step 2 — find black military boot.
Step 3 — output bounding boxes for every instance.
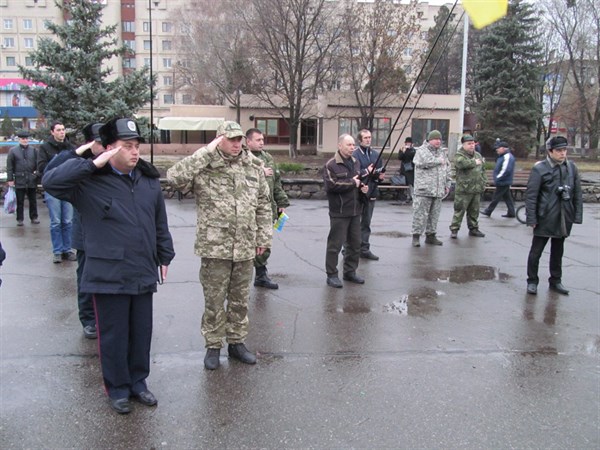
[425,234,443,245]
[412,234,421,247]
[254,266,279,289]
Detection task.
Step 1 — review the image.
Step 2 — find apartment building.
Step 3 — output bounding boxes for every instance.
[0,0,460,145]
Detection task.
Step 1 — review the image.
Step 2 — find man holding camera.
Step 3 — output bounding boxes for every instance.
[525,136,582,295]
[352,129,384,260]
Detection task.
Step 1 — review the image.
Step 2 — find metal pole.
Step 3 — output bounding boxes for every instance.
[458,14,469,138]
[149,0,154,164]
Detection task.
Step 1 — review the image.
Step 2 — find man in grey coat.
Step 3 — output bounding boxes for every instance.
[6,130,39,226]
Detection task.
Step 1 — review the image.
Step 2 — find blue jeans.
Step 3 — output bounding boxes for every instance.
[45,192,73,254]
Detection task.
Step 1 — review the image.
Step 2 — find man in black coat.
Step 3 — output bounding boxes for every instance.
[42,118,175,414]
[6,130,39,226]
[525,136,582,295]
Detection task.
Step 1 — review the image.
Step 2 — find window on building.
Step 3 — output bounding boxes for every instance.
[123,40,135,52]
[24,37,34,48]
[338,117,391,147]
[3,37,15,48]
[143,40,151,50]
[163,94,174,104]
[144,58,151,67]
[122,21,135,32]
[123,58,136,69]
[23,19,33,30]
[411,119,450,145]
[143,21,150,32]
[162,22,172,32]
[182,94,192,104]
[4,19,13,30]
[163,76,172,86]
[256,118,290,145]
[6,56,16,66]
[25,56,33,66]
[162,40,171,51]
[163,58,172,68]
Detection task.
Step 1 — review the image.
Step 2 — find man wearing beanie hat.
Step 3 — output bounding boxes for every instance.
[43,117,175,414]
[481,140,516,218]
[411,130,451,247]
[449,134,487,238]
[524,136,582,295]
[44,122,106,340]
[6,130,39,226]
[167,120,272,371]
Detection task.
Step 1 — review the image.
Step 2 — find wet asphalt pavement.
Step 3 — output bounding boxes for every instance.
[1,198,599,449]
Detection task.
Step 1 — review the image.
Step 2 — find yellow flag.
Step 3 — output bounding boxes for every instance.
[463,0,508,29]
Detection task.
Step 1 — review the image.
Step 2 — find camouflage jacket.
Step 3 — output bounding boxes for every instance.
[413,142,451,198]
[453,147,487,194]
[167,146,273,261]
[250,148,290,220]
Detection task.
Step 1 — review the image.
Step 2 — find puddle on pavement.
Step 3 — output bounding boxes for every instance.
[419,265,511,284]
[384,286,445,317]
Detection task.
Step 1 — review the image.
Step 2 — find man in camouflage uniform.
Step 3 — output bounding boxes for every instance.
[411,130,451,247]
[245,128,290,289]
[167,121,272,370]
[449,134,486,238]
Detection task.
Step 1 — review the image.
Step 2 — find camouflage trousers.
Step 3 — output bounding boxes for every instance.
[411,195,443,235]
[199,258,253,349]
[450,193,481,231]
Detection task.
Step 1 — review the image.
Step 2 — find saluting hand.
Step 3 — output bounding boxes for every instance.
[206,135,224,152]
[75,141,95,156]
[93,146,121,168]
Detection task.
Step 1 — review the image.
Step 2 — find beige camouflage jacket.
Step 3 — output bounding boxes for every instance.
[167,146,273,261]
[413,142,451,198]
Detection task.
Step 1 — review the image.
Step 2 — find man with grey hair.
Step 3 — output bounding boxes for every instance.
[323,134,369,288]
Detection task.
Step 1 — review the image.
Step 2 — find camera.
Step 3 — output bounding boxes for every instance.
[557,185,571,201]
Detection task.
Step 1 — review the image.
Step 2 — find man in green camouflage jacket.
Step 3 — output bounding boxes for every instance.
[167,121,273,370]
[449,134,487,238]
[245,128,290,289]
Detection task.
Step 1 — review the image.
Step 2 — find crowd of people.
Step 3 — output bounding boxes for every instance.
[1,120,583,415]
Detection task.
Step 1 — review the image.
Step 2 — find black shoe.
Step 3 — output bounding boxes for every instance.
[228,343,257,365]
[412,234,421,247]
[17,220,24,227]
[53,254,62,264]
[204,348,220,370]
[326,276,343,288]
[343,273,365,284]
[31,219,40,224]
[108,397,131,414]
[549,283,569,295]
[62,251,77,261]
[360,251,379,261]
[132,390,157,406]
[469,229,485,237]
[527,283,538,295]
[450,230,458,239]
[501,214,516,218]
[83,325,97,339]
[425,234,443,246]
[254,277,279,289]
[480,210,491,217]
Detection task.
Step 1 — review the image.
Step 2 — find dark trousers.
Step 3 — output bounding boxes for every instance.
[326,215,361,277]
[527,235,565,285]
[15,187,38,222]
[485,185,515,216]
[360,200,376,253]
[76,250,95,327]
[94,292,153,399]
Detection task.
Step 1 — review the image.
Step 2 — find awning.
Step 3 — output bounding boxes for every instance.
[158,117,224,131]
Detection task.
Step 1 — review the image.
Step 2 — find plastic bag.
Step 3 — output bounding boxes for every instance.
[3,186,16,215]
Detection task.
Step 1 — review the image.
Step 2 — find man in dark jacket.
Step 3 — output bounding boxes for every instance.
[398,136,416,203]
[6,130,39,226]
[42,118,175,415]
[352,129,384,260]
[323,134,369,288]
[37,121,76,263]
[525,136,582,295]
[44,123,105,340]
[481,140,516,218]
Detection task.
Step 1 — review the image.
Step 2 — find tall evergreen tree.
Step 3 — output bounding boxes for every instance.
[472,0,543,157]
[19,0,151,138]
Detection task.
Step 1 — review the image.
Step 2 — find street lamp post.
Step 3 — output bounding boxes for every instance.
[149,0,159,164]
